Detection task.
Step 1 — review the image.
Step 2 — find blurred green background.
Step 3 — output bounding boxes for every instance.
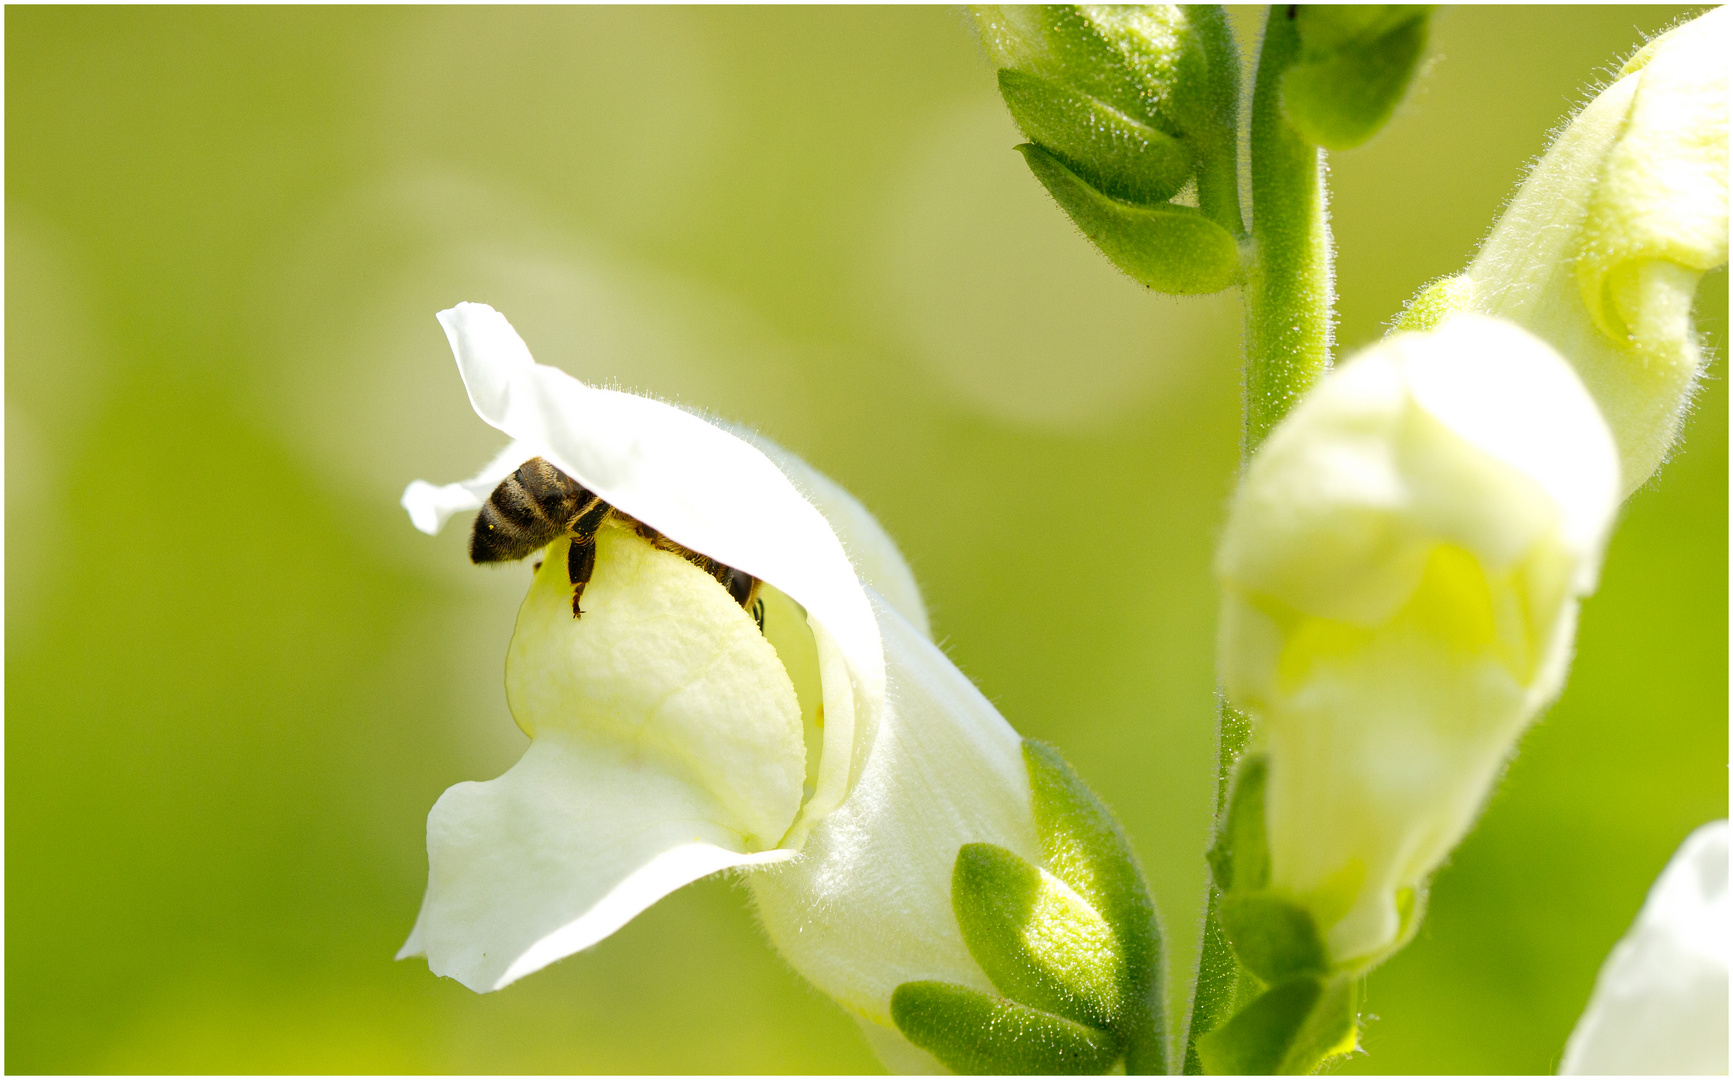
[5,6,1724,1074]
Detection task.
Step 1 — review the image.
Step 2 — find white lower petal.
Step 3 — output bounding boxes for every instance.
[749,593,1038,1025]
[1561,820,1729,1075]
[400,732,795,992]
[401,522,807,991]
[507,527,806,845]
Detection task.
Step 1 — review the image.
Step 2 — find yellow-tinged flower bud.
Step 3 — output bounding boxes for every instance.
[1216,314,1619,967]
[1394,7,1728,495]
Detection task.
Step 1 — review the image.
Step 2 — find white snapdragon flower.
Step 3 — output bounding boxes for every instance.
[1216,314,1620,968]
[1398,6,1728,495]
[1562,819,1729,1075]
[396,304,1042,1063]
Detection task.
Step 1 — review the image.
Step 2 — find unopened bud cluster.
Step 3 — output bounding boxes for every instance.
[971,5,1244,293]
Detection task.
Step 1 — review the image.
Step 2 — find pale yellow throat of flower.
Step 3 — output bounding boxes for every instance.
[503,520,809,853]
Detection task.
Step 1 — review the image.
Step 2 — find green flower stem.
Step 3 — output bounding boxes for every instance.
[1186,8,1338,1072]
[1183,703,1254,1074]
[1242,5,1335,452]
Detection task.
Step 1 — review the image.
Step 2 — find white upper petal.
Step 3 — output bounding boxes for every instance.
[726,422,930,638]
[403,301,894,853]
[421,301,884,723]
[1562,820,1729,1075]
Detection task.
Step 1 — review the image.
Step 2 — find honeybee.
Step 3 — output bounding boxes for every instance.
[470,457,763,627]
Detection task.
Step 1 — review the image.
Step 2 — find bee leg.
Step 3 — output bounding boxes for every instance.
[751,597,765,633]
[566,535,597,618]
[722,567,759,610]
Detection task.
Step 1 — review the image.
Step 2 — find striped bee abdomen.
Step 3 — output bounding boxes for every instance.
[469,457,600,564]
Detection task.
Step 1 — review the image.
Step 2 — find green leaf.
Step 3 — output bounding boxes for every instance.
[1218,893,1328,984]
[952,842,1125,1031]
[1023,740,1164,1074]
[1282,5,1433,150]
[1207,753,1269,894]
[1281,975,1358,1073]
[997,68,1193,207]
[972,6,1186,137]
[1194,975,1358,1075]
[1017,144,1240,294]
[1292,5,1428,55]
[1181,888,1250,1075]
[890,981,1122,1075]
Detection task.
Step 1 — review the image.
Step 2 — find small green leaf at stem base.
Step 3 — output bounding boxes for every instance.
[1182,887,1245,1075]
[1017,144,1241,295]
[890,981,1123,1075]
[1207,753,1270,894]
[1218,893,1328,985]
[1194,974,1358,1075]
[1024,740,1166,1074]
[952,842,1125,1031]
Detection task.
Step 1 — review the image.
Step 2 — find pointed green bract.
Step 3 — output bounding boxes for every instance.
[1218,894,1328,985]
[890,742,1164,1074]
[1207,753,1270,894]
[1283,5,1434,150]
[1194,974,1357,1075]
[890,981,1123,1075]
[998,68,1193,206]
[1182,889,1245,1075]
[952,842,1126,1031]
[1018,144,1241,294]
[1207,756,1328,986]
[1024,740,1166,1074]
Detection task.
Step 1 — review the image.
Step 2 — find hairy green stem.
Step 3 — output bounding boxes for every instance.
[1241,5,1335,452]
[1184,7,1336,1072]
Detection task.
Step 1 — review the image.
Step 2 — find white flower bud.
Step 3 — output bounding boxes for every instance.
[1398,7,1728,495]
[1216,314,1619,967]
[1560,819,1729,1076]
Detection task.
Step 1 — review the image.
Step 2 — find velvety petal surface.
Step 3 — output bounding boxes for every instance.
[1562,820,1729,1075]
[399,732,796,992]
[1399,7,1728,493]
[1218,315,1620,964]
[749,592,1039,1028]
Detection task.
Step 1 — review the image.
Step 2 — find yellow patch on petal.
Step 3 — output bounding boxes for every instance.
[505,520,806,850]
